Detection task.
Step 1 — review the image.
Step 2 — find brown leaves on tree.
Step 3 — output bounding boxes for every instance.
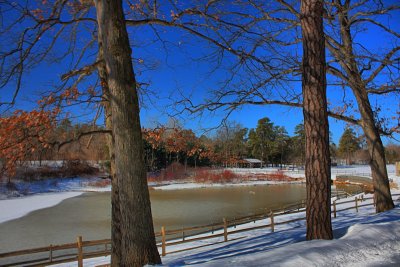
[0,109,57,179]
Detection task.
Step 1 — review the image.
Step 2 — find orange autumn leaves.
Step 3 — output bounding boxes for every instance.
[142,127,214,161]
[0,110,56,178]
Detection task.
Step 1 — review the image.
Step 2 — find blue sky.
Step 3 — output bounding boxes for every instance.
[0,1,399,145]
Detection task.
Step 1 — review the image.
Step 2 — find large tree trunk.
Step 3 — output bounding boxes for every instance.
[97,49,122,264]
[335,1,394,213]
[353,86,394,212]
[95,1,161,266]
[301,0,333,240]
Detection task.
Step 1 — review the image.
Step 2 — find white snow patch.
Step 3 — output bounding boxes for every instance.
[0,192,82,223]
[153,180,303,191]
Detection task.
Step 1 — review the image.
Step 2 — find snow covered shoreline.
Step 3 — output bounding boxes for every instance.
[0,192,82,224]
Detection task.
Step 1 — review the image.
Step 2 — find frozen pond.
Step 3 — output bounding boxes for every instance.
[0,184,309,252]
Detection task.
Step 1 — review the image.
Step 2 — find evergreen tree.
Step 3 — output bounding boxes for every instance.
[272,126,290,167]
[248,117,276,166]
[291,123,306,165]
[338,127,361,165]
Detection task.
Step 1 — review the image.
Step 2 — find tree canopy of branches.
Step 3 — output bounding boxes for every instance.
[172,0,398,213]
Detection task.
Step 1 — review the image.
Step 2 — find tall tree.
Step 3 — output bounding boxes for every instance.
[325,0,396,212]
[338,127,361,165]
[248,117,276,165]
[273,126,290,167]
[215,121,247,167]
[301,0,333,239]
[291,123,306,165]
[94,0,161,266]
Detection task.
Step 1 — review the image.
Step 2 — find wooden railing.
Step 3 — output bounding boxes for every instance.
[0,237,110,267]
[1,193,398,266]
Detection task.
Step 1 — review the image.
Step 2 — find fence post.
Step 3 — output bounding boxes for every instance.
[182,226,185,241]
[223,218,228,242]
[49,244,53,262]
[77,236,83,267]
[270,211,275,233]
[161,226,166,256]
[355,197,358,212]
[333,201,337,218]
[373,196,376,207]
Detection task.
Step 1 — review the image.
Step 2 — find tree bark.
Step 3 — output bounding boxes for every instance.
[95,1,161,266]
[301,0,333,240]
[353,86,394,212]
[334,1,394,213]
[97,49,122,264]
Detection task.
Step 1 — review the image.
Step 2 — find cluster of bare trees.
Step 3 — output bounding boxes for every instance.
[1,0,398,265]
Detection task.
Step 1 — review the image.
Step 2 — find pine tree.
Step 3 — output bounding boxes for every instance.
[338,127,360,165]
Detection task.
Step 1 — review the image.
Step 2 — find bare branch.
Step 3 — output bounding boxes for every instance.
[61,60,103,81]
[365,46,400,85]
[55,129,112,151]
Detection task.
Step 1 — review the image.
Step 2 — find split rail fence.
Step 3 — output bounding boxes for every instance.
[1,192,398,267]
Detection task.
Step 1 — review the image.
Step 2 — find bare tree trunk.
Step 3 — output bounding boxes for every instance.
[335,1,394,213]
[97,49,121,264]
[351,83,394,212]
[301,0,333,240]
[95,1,161,266]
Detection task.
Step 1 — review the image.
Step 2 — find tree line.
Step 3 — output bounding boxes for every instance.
[3,115,398,176]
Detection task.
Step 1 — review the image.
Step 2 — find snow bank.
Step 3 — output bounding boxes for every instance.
[0,192,82,223]
[181,212,400,267]
[153,180,303,191]
[153,164,398,190]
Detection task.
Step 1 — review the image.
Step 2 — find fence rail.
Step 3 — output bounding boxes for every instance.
[1,193,398,266]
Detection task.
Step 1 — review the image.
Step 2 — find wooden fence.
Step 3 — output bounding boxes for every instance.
[1,193,398,266]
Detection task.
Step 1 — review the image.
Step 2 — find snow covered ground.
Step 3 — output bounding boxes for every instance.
[0,176,111,200]
[0,192,82,223]
[49,190,400,267]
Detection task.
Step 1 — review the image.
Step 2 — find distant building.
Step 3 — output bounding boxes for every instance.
[240,158,263,168]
